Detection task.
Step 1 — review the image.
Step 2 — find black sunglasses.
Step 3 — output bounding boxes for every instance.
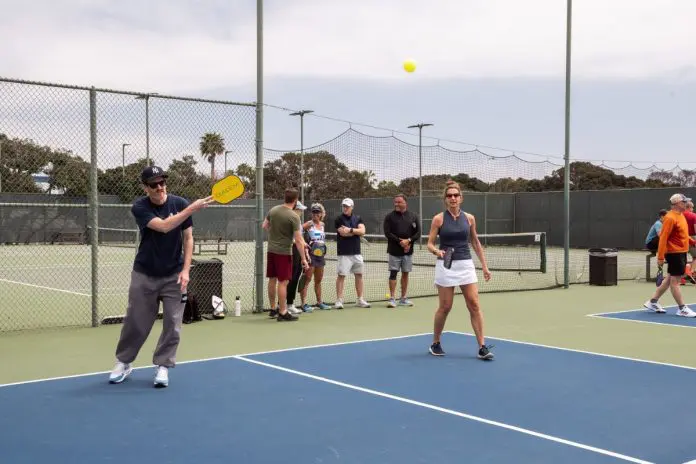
[147,180,166,189]
[446,193,460,198]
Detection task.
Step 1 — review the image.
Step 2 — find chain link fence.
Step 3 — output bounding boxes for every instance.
[0,77,257,331]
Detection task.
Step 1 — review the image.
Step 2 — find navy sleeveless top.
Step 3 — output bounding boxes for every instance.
[438,210,472,260]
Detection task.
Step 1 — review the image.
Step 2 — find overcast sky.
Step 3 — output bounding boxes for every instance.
[1,0,695,173]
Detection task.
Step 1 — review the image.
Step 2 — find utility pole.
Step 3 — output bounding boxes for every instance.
[290,109,313,207]
[408,122,434,246]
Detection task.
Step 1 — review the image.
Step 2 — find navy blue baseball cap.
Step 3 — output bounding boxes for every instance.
[141,165,168,183]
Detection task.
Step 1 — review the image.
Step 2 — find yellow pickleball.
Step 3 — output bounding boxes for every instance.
[403,59,416,73]
[212,175,245,204]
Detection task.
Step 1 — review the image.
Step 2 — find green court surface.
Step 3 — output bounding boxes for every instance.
[0,240,651,331]
[2,280,694,386]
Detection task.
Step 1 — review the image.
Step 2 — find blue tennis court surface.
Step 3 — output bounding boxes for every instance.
[2,332,696,464]
[591,304,696,328]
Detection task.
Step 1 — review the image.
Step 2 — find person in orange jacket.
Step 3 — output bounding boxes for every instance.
[644,193,696,317]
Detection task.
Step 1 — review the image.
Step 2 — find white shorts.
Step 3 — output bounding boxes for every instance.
[337,255,364,276]
[434,259,477,287]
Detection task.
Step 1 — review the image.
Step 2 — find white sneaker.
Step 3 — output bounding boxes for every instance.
[334,300,344,309]
[287,304,301,315]
[644,300,666,313]
[357,298,371,308]
[154,366,169,388]
[108,361,132,384]
[676,306,696,318]
[387,298,397,308]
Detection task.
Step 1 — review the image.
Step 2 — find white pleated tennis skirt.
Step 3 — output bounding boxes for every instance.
[434,258,478,287]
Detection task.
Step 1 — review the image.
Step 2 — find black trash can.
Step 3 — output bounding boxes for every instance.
[588,248,618,286]
[189,258,223,315]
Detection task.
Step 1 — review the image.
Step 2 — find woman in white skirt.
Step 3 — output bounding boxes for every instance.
[426,180,494,360]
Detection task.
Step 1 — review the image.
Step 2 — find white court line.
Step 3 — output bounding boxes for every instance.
[446,331,696,372]
[5,328,696,388]
[0,332,432,388]
[0,278,90,297]
[235,355,653,464]
[586,305,696,330]
[586,314,696,330]
[586,308,647,317]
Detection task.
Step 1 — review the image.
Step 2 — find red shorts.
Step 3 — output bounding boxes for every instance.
[266,252,292,281]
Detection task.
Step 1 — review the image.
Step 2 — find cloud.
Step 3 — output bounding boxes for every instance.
[2,0,696,95]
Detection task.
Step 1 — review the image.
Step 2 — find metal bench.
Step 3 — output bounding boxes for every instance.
[644,249,656,282]
[50,231,86,245]
[193,237,228,256]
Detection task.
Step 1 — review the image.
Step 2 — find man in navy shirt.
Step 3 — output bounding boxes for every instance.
[108,166,213,388]
[334,198,371,309]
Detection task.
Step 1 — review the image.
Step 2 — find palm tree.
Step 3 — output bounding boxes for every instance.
[199,132,225,180]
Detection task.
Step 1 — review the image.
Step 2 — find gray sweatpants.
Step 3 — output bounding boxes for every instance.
[115,270,186,368]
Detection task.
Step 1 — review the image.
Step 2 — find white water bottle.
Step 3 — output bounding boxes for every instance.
[234,296,241,317]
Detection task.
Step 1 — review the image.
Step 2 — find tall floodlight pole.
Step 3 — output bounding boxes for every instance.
[408,123,433,246]
[135,94,156,166]
[254,0,265,313]
[290,109,313,208]
[121,143,130,176]
[224,150,233,175]
[563,0,573,288]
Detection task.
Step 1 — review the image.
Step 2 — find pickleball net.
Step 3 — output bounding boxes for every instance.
[320,231,553,297]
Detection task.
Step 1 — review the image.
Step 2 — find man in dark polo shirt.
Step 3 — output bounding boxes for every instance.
[108,166,214,388]
[383,194,420,307]
[334,198,370,309]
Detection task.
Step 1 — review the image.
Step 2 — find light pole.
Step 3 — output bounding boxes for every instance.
[121,143,130,176]
[224,150,233,176]
[290,109,313,207]
[563,0,572,288]
[408,122,433,246]
[135,93,157,166]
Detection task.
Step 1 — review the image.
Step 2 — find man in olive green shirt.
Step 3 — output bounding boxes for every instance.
[262,188,309,321]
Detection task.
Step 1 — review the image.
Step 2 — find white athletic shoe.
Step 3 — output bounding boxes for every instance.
[676,306,696,318]
[287,304,302,315]
[334,300,344,309]
[356,298,371,308]
[154,366,169,388]
[644,300,666,313]
[108,361,132,384]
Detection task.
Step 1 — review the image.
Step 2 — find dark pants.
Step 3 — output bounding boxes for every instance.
[287,246,303,305]
[647,236,659,253]
[115,270,185,368]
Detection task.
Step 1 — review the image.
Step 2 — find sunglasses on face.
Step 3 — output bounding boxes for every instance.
[147,180,166,189]
[446,193,460,198]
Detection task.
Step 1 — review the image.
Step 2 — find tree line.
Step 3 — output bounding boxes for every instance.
[0,133,689,203]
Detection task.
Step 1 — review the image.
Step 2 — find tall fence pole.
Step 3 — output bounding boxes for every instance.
[408,122,433,246]
[0,140,3,193]
[254,0,265,312]
[89,88,99,327]
[563,0,573,288]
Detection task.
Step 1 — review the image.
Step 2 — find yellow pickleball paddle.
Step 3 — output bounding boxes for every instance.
[212,175,245,204]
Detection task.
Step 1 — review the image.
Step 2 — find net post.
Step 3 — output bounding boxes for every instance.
[89,87,99,327]
[540,232,547,274]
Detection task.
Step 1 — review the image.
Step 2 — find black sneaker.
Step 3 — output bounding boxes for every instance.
[277,311,298,322]
[429,342,445,356]
[478,344,495,360]
[268,308,278,318]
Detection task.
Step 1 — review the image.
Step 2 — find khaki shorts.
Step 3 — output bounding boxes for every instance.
[337,255,364,276]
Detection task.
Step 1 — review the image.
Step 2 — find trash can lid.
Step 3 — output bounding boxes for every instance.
[588,247,618,257]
